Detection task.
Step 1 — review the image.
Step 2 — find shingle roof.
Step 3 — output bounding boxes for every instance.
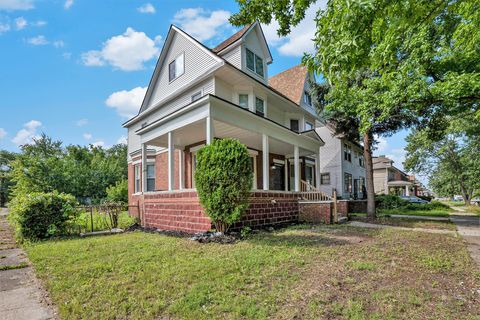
[268,64,309,105]
[212,24,253,53]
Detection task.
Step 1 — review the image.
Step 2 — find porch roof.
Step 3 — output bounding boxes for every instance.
[387,180,413,187]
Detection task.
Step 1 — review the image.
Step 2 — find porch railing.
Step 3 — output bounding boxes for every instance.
[300,180,332,201]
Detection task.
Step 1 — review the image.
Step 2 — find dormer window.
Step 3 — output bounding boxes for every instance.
[168,53,184,82]
[246,48,264,77]
[304,91,312,106]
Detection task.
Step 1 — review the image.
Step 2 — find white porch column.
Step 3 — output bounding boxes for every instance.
[179,149,185,190]
[167,131,174,191]
[294,145,300,192]
[206,116,214,144]
[315,148,321,189]
[406,185,410,196]
[141,143,147,193]
[284,159,289,191]
[262,134,269,190]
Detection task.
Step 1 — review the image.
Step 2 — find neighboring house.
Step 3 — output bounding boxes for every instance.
[124,22,328,232]
[315,124,366,199]
[373,156,413,196]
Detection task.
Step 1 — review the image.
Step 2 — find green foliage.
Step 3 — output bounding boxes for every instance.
[9,191,78,241]
[10,134,127,204]
[375,195,406,210]
[0,150,16,207]
[194,139,253,233]
[73,210,136,233]
[106,179,128,204]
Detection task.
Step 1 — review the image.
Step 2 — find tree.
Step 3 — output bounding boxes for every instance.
[405,119,480,205]
[231,0,480,219]
[0,150,16,207]
[194,139,253,233]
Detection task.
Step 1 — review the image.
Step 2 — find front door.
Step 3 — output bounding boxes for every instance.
[270,163,285,190]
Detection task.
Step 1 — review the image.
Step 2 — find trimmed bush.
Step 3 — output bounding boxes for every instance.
[375,195,406,210]
[194,139,253,233]
[106,179,128,204]
[10,191,78,241]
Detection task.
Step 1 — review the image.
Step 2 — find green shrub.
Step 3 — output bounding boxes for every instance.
[194,139,253,233]
[106,179,128,204]
[10,191,78,241]
[403,201,451,211]
[375,195,406,210]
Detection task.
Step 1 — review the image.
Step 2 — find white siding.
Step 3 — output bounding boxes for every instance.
[300,73,317,117]
[341,142,366,198]
[316,126,343,197]
[221,45,241,69]
[146,32,218,110]
[242,29,268,83]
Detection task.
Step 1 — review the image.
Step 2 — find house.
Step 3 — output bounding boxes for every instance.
[124,22,335,233]
[373,156,413,196]
[315,124,366,199]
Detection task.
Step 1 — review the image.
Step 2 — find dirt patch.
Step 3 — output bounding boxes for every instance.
[351,216,456,231]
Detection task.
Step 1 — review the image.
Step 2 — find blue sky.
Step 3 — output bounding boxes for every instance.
[0,0,412,175]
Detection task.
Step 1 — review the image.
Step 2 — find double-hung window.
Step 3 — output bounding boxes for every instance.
[255,97,265,116]
[146,164,155,192]
[239,94,249,109]
[168,53,184,82]
[304,91,312,106]
[344,144,352,162]
[134,164,141,193]
[246,48,264,77]
[320,173,330,185]
[344,172,353,193]
[290,119,299,133]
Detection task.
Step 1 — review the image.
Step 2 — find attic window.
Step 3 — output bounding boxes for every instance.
[168,53,184,82]
[304,91,312,106]
[246,48,264,77]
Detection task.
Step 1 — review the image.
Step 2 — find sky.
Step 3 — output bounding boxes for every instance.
[0,0,412,177]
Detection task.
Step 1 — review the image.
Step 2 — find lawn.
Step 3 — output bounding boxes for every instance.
[377,208,451,217]
[349,215,456,230]
[25,226,480,319]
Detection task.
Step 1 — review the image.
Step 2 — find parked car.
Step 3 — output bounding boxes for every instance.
[399,196,429,204]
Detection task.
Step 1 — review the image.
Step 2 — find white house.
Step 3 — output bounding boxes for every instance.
[123,22,334,233]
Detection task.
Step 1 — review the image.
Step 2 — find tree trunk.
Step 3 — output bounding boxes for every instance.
[460,186,471,206]
[363,132,376,220]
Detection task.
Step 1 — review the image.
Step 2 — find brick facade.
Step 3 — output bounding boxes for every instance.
[299,202,333,224]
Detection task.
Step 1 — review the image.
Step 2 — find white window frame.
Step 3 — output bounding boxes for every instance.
[320,173,330,185]
[238,93,249,109]
[305,121,314,131]
[168,52,185,83]
[245,47,264,78]
[255,96,265,117]
[304,91,312,106]
[134,164,141,193]
[290,119,300,132]
[146,163,156,192]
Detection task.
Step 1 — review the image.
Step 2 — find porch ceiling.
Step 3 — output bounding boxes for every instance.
[146,118,314,156]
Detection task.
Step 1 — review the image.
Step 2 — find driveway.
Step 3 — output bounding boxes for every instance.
[0,208,57,320]
[449,210,480,267]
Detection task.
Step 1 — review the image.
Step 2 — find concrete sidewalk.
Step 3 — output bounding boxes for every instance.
[0,208,57,320]
[449,213,480,267]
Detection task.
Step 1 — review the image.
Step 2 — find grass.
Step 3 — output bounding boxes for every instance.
[377,208,451,217]
[0,262,28,271]
[72,211,137,233]
[465,206,480,215]
[25,225,480,319]
[349,214,456,230]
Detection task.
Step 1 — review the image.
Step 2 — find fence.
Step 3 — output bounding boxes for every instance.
[76,203,140,233]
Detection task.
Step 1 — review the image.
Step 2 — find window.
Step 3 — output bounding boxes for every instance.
[290,119,299,132]
[246,48,264,77]
[359,177,365,191]
[146,164,155,192]
[168,53,184,82]
[304,91,312,106]
[344,172,353,193]
[134,164,141,193]
[191,91,202,102]
[305,121,314,131]
[344,144,352,162]
[255,97,264,116]
[358,155,364,167]
[239,94,249,109]
[320,173,330,185]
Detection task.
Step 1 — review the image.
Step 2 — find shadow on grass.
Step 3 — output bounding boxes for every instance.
[246,230,351,248]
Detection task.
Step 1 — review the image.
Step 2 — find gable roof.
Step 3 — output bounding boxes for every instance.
[269,64,309,105]
[212,23,253,53]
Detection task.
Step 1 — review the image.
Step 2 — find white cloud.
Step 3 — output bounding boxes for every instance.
[12,120,41,145]
[0,22,10,33]
[0,128,6,139]
[53,40,64,48]
[62,52,71,59]
[27,34,48,45]
[386,148,407,172]
[116,136,127,145]
[374,135,388,153]
[137,3,155,14]
[81,27,160,71]
[83,133,92,140]
[64,0,73,10]
[0,0,34,11]
[76,118,88,126]
[173,8,231,42]
[92,140,105,148]
[32,20,46,27]
[14,16,26,29]
[105,86,146,118]
[261,1,327,57]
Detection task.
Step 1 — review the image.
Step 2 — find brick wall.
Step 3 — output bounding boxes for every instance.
[299,202,333,224]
